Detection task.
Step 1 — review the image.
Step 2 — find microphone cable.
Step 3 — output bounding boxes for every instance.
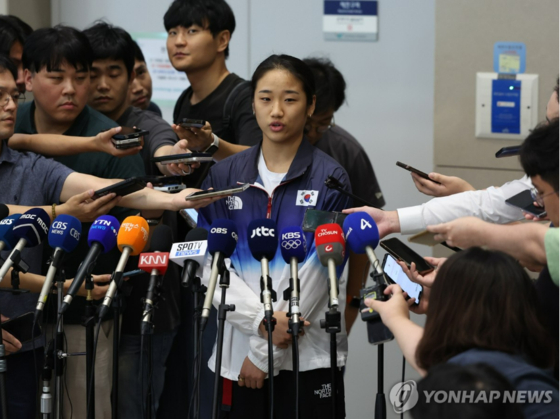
[86,316,103,419]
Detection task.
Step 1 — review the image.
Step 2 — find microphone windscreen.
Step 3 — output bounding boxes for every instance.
[0,214,22,250]
[314,223,345,266]
[185,227,208,242]
[247,219,278,261]
[149,224,173,252]
[280,226,306,263]
[342,212,380,254]
[0,204,9,221]
[117,216,149,256]
[13,208,50,247]
[88,215,120,253]
[48,215,82,253]
[208,219,238,257]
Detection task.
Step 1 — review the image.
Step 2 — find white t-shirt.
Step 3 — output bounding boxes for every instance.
[256,150,286,195]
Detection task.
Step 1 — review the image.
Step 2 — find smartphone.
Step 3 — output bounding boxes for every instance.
[302,209,348,232]
[151,152,214,165]
[184,183,250,202]
[154,184,187,193]
[179,208,198,229]
[111,127,149,150]
[92,178,147,200]
[505,190,547,218]
[123,269,145,278]
[180,118,206,129]
[396,161,441,185]
[140,175,185,186]
[380,237,434,275]
[382,254,423,304]
[2,312,42,344]
[495,145,521,158]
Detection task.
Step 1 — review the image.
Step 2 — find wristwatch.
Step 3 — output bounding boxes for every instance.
[204,133,220,156]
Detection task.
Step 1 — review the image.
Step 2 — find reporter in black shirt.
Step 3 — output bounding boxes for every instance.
[164,0,261,167]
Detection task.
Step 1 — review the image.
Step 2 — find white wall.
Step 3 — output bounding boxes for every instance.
[53,1,435,417]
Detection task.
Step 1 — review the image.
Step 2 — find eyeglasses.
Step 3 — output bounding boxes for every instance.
[530,187,558,207]
[0,90,24,109]
[304,116,335,135]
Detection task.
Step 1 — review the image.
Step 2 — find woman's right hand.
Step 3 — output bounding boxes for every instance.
[259,311,310,349]
[363,284,409,330]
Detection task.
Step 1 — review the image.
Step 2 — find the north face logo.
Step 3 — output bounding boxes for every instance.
[227,196,243,210]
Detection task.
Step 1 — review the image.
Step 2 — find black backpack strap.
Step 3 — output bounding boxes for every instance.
[222,80,252,132]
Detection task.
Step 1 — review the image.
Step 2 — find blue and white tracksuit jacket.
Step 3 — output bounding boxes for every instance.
[198,139,352,380]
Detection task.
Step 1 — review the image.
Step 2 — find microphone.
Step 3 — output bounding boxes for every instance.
[60,215,120,314]
[343,212,394,344]
[342,212,381,273]
[139,225,173,333]
[97,216,149,320]
[0,204,9,222]
[0,214,22,253]
[280,226,307,330]
[314,223,346,309]
[169,227,208,289]
[200,219,238,331]
[35,215,82,322]
[247,219,278,314]
[0,208,50,281]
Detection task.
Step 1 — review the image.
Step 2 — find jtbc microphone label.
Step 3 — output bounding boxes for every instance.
[250,226,275,238]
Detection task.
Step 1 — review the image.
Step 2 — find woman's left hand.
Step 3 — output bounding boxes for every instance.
[238,357,266,389]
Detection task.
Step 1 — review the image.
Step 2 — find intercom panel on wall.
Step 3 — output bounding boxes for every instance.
[475,73,539,140]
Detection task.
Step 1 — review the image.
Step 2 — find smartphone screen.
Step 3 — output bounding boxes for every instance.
[180,208,198,228]
[505,190,547,217]
[302,209,348,232]
[382,254,422,304]
[380,238,434,274]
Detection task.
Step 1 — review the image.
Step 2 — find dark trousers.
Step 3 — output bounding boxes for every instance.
[220,367,346,419]
[0,347,42,419]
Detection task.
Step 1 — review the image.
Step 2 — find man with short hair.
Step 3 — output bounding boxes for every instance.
[0,54,212,419]
[164,0,261,168]
[14,24,144,419]
[130,40,162,116]
[0,15,26,93]
[82,21,186,419]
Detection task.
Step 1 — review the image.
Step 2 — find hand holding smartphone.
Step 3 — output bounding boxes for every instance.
[396,161,441,185]
[380,237,434,275]
[184,183,250,202]
[92,178,147,200]
[180,118,206,129]
[111,127,148,150]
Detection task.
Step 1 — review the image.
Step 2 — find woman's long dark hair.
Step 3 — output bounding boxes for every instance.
[416,247,555,370]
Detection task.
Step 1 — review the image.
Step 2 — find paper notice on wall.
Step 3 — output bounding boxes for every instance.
[323,1,378,42]
[131,32,189,107]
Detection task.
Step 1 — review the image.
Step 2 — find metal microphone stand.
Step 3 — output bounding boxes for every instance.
[320,259,341,419]
[141,269,166,419]
[53,270,66,419]
[83,275,96,419]
[191,275,206,419]
[0,254,31,419]
[112,288,123,419]
[260,260,277,419]
[209,263,235,419]
[283,260,302,419]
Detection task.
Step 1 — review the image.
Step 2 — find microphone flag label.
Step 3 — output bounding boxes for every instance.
[139,252,170,275]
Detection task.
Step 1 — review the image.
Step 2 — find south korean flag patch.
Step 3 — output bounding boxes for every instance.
[296,190,318,206]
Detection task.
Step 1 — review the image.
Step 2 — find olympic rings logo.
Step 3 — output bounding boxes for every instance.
[281,239,302,249]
